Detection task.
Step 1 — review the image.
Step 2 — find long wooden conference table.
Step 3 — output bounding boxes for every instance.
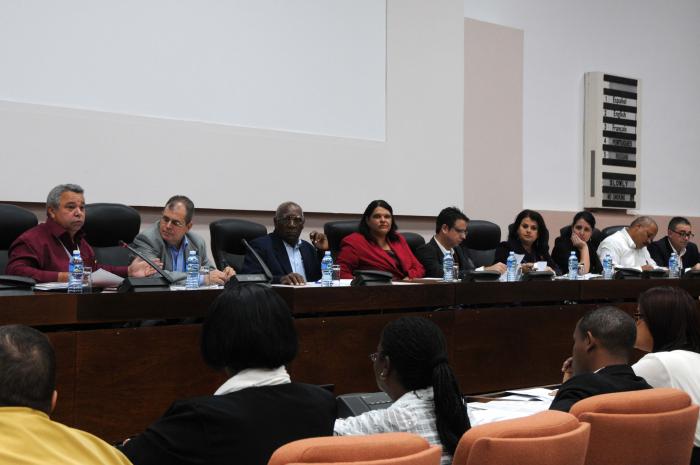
[2,278,700,442]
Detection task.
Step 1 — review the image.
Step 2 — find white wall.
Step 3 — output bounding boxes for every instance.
[464,0,700,216]
[0,0,465,217]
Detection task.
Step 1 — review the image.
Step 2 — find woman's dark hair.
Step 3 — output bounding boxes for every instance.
[358,199,399,243]
[507,209,550,255]
[201,283,298,373]
[380,317,469,455]
[572,211,596,231]
[638,286,700,353]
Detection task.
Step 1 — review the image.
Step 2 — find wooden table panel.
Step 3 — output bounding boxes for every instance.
[72,325,226,442]
[450,304,595,393]
[47,331,77,426]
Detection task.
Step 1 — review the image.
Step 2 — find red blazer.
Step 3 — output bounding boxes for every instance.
[337,232,425,280]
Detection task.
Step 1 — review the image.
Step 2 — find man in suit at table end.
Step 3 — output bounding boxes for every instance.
[415,207,505,278]
[648,216,700,271]
[550,306,651,412]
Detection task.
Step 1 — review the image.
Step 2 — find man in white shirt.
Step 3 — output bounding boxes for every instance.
[597,216,658,270]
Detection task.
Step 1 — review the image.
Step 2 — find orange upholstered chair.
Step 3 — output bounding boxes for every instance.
[452,410,590,465]
[570,387,699,465]
[267,432,441,465]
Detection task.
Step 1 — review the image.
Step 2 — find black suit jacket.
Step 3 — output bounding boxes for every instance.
[552,226,603,275]
[648,236,700,270]
[493,239,561,275]
[414,237,475,278]
[549,365,652,412]
[241,233,321,283]
[120,383,336,465]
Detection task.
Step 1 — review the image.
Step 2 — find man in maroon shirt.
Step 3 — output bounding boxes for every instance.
[6,184,156,283]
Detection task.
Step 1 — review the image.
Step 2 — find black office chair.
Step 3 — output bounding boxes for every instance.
[209,219,267,272]
[84,203,141,266]
[402,232,426,255]
[600,225,626,241]
[462,220,501,267]
[324,220,359,257]
[0,204,39,274]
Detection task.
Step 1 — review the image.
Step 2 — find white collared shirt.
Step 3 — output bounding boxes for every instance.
[214,366,291,396]
[334,387,456,465]
[597,228,657,270]
[667,237,686,269]
[434,236,453,257]
[283,240,308,280]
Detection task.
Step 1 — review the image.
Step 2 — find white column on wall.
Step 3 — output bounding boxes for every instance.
[463,18,523,235]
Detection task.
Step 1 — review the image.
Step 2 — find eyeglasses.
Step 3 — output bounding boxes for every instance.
[161,216,186,228]
[277,215,305,226]
[671,230,695,239]
[452,227,468,236]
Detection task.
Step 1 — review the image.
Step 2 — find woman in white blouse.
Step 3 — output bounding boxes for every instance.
[632,286,700,465]
[334,317,470,465]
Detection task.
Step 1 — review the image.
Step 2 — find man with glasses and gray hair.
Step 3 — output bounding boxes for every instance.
[132,195,235,285]
[241,201,329,285]
[7,184,155,282]
[648,216,700,271]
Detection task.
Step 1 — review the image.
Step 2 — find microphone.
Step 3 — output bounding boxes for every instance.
[230,238,272,284]
[118,240,174,284]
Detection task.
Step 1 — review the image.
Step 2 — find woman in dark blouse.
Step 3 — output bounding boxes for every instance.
[493,209,560,274]
[552,211,602,275]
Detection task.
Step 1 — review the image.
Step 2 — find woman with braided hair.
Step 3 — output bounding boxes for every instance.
[334,317,470,465]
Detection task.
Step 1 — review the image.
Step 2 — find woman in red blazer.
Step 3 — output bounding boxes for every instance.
[337,200,425,280]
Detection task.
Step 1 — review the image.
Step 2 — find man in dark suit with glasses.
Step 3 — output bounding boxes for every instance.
[648,216,700,271]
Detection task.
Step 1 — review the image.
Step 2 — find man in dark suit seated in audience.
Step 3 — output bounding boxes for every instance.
[415,207,505,278]
[550,306,651,412]
[0,325,132,465]
[648,216,700,271]
[241,201,328,285]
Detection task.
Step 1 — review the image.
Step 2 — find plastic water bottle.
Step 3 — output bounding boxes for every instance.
[603,253,613,280]
[321,251,333,287]
[186,251,200,289]
[669,253,679,278]
[506,251,517,282]
[67,250,83,293]
[443,252,454,282]
[568,251,579,280]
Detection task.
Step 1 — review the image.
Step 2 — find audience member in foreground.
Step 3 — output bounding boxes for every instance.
[552,211,602,275]
[552,306,651,412]
[241,201,328,285]
[0,325,132,465]
[334,317,469,465]
[337,200,425,280]
[415,207,505,278]
[6,183,155,282]
[131,195,235,284]
[632,286,700,464]
[648,216,700,271]
[120,283,336,465]
[493,209,560,274]
[597,216,658,270]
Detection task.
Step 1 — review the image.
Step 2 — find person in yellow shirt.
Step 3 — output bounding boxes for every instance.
[0,324,132,465]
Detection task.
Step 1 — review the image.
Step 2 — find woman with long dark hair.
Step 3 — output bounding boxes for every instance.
[336,200,424,279]
[334,317,469,465]
[552,211,602,274]
[632,286,700,464]
[493,209,560,274]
